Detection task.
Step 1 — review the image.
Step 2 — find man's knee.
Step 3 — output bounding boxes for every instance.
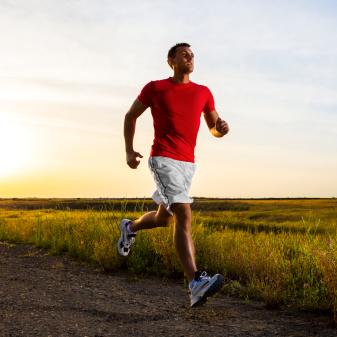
[156,205,173,227]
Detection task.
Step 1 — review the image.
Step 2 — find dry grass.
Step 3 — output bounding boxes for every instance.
[0,198,336,320]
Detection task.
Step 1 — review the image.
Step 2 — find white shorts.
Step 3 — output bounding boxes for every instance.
[148,156,196,215]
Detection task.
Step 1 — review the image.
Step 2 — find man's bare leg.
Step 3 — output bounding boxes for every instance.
[171,203,197,283]
[129,204,173,232]
[128,202,197,282]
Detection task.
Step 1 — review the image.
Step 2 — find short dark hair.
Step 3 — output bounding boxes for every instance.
[167,42,191,59]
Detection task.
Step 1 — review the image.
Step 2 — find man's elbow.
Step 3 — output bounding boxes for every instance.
[124,111,137,124]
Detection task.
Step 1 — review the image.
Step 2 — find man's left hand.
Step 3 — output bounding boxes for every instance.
[215,117,229,136]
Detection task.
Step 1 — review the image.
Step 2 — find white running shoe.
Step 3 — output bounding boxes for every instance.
[189,271,224,307]
[117,219,136,257]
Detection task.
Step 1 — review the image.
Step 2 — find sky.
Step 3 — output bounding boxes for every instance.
[0,0,336,198]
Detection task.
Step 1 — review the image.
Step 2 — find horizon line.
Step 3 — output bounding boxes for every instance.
[1,196,336,200]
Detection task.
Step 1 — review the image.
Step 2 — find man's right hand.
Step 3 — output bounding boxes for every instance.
[126,150,143,169]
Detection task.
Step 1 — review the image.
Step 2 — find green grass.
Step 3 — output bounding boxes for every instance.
[0,198,337,321]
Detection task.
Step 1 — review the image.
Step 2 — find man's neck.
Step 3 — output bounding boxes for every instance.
[171,73,190,84]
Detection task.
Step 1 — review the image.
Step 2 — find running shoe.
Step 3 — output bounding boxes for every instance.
[189,271,224,307]
[117,219,136,257]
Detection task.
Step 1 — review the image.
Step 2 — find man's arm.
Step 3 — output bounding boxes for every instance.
[203,110,230,137]
[124,99,148,169]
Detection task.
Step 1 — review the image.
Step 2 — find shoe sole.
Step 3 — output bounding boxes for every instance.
[117,237,128,256]
[117,219,129,257]
[191,274,224,307]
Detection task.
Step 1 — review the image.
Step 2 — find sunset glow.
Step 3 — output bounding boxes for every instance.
[0,1,336,198]
[0,113,32,178]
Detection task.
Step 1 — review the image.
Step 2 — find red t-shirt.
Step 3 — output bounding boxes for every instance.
[137,77,215,163]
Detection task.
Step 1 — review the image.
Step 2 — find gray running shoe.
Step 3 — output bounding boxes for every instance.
[117,219,136,257]
[190,271,224,307]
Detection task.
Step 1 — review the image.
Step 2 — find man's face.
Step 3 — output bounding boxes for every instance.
[169,46,194,74]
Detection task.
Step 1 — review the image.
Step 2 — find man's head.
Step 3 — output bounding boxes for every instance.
[167,42,194,74]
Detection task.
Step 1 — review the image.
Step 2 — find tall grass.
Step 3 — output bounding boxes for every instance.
[0,201,337,321]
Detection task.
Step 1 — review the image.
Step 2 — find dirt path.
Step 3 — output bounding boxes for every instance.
[0,242,336,337]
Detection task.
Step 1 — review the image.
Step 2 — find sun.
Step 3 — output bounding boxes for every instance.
[0,113,31,178]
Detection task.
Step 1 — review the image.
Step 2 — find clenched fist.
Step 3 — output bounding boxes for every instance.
[215,117,229,136]
[126,150,143,169]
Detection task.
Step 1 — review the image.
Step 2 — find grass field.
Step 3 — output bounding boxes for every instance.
[0,198,336,320]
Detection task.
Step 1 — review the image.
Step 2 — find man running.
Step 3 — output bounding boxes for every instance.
[119,42,230,307]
